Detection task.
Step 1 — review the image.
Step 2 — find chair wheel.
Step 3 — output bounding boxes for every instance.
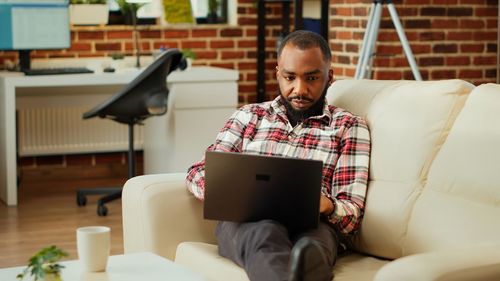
[97,205,108,216]
[77,194,87,206]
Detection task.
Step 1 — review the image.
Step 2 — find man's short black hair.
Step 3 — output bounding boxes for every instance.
[277,30,332,63]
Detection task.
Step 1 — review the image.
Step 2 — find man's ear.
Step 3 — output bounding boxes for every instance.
[276,66,280,79]
[328,68,334,84]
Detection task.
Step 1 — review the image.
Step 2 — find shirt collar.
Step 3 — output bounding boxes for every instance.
[270,95,332,125]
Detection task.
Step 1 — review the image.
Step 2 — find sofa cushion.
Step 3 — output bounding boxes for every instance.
[175,242,248,281]
[327,79,474,259]
[405,83,500,255]
[175,242,390,281]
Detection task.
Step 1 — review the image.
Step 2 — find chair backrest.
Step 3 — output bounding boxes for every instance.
[83,48,183,124]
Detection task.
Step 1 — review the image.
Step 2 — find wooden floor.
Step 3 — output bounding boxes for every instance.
[0,177,127,268]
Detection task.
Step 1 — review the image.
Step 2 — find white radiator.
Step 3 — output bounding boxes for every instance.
[17,106,144,156]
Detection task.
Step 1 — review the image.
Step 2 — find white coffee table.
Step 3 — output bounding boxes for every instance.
[0,252,207,281]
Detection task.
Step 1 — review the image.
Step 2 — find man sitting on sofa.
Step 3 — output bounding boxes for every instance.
[186,30,371,281]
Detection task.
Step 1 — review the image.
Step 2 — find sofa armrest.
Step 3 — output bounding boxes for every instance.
[374,244,500,281]
[122,173,217,260]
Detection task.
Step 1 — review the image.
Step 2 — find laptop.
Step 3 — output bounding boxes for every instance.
[204,151,323,231]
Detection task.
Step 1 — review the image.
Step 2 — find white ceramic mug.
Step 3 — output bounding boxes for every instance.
[76,226,110,272]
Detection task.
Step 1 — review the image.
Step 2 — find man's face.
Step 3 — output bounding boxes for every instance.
[276,44,333,112]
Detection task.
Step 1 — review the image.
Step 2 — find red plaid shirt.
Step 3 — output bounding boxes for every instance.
[186,96,370,234]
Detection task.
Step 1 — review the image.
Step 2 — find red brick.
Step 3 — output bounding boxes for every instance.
[487,19,497,29]
[78,31,105,40]
[238,17,257,25]
[107,31,133,39]
[439,0,461,3]
[374,58,391,67]
[237,40,257,48]
[153,41,179,49]
[475,7,497,17]
[139,30,161,39]
[459,69,483,79]
[210,40,235,49]
[473,32,497,41]
[181,40,207,49]
[378,31,399,42]
[460,44,485,53]
[447,32,473,41]
[194,51,218,59]
[446,56,471,66]
[473,56,496,66]
[209,62,234,69]
[376,45,403,55]
[238,84,256,93]
[163,30,189,38]
[432,19,459,29]
[431,70,457,80]
[459,19,485,29]
[332,7,352,16]
[447,7,473,17]
[419,57,444,66]
[373,70,403,80]
[419,32,445,41]
[191,29,217,37]
[411,44,431,54]
[69,42,92,51]
[238,62,257,70]
[220,28,243,37]
[433,44,458,54]
[95,42,122,51]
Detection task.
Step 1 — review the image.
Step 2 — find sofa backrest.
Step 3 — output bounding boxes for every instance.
[326,79,474,259]
[404,83,500,255]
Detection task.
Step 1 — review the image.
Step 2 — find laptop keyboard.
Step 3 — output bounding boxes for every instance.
[23,67,94,76]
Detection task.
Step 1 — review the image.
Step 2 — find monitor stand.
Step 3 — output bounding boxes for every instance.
[18,50,31,71]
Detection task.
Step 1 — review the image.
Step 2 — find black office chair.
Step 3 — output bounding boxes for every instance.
[76,48,184,216]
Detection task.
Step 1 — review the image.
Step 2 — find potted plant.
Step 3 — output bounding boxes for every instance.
[181,49,196,69]
[17,245,69,281]
[70,0,109,26]
[207,0,219,23]
[115,0,146,25]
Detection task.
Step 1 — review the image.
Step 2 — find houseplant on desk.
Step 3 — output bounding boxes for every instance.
[17,245,68,281]
[69,0,109,26]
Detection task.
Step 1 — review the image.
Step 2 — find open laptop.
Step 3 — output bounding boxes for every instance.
[204,151,323,231]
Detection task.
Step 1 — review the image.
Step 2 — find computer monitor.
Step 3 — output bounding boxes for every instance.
[0,0,70,70]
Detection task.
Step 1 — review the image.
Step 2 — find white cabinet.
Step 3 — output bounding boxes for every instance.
[143,66,239,174]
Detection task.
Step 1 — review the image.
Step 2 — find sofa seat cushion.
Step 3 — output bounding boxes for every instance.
[175,242,390,281]
[175,242,248,281]
[334,253,390,281]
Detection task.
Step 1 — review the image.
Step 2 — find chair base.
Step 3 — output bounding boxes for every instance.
[76,187,122,216]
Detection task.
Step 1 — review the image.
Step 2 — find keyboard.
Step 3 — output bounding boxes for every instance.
[23,67,94,76]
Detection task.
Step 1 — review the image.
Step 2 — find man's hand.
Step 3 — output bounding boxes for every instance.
[319,194,335,216]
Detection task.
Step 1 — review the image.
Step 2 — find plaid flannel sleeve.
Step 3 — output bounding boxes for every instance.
[185,108,249,200]
[326,116,371,234]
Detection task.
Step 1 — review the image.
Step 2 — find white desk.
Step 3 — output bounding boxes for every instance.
[0,252,207,281]
[0,67,239,206]
[0,70,140,206]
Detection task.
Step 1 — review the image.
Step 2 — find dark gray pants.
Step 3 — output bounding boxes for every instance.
[215,220,340,281]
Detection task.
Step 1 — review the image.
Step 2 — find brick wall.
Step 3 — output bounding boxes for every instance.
[1,0,497,176]
[332,0,498,83]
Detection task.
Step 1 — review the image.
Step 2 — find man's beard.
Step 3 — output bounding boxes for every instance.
[281,87,328,126]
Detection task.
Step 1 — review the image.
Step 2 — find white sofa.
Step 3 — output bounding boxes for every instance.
[122,79,500,281]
